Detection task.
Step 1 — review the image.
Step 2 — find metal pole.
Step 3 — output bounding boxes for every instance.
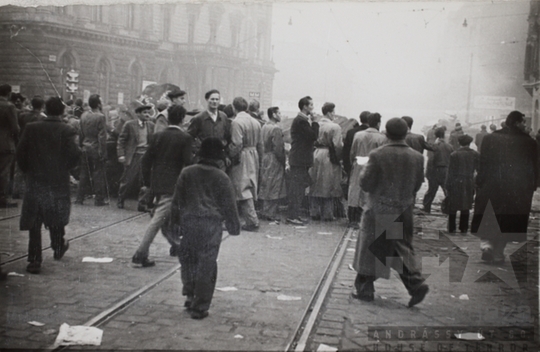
[465,52,473,124]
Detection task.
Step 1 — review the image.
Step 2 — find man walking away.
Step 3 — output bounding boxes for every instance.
[448,123,464,151]
[286,96,319,225]
[422,128,453,213]
[471,111,538,264]
[309,102,343,221]
[17,97,80,274]
[228,97,263,232]
[170,137,240,320]
[402,116,433,155]
[475,125,488,152]
[445,135,479,234]
[75,94,108,206]
[0,84,19,208]
[352,118,428,307]
[117,103,155,210]
[259,107,287,222]
[132,105,193,267]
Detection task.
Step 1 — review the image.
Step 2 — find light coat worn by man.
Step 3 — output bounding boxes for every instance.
[471,111,538,263]
[347,113,387,226]
[228,97,263,232]
[352,117,428,307]
[309,103,343,221]
[258,107,287,222]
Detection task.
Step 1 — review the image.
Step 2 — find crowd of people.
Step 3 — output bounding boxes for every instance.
[0,82,538,319]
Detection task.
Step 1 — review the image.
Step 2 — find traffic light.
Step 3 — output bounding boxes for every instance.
[66,69,79,93]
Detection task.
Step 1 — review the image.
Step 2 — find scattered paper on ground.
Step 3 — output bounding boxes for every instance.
[450,295,455,298]
[294,226,307,229]
[82,257,114,263]
[7,272,24,277]
[454,332,485,341]
[380,296,387,300]
[43,329,57,335]
[347,248,355,252]
[54,323,103,347]
[317,232,333,235]
[318,343,338,352]
[459,294,469,300]
[265,235,283,240]
[497,267,507,272]
[277,295,301,301]
[234,334,244,339]
[28,321,45,326]
[348,264,356,272]
[216,286,238,292]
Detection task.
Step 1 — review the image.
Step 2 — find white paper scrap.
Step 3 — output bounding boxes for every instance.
[318,343,338,352]
[348,264,356,272]
[54,323,103,347]
[459,294,469,300]
[28,321,45,326]
[454,332,485,341]
[277,295,301,301]
[356,156,369,166]
[234,334,244,339]
[7,272,24,277]
[317,232,333,235]
[265,235,283,240]
[82,257,114,263]
[380,296,388,300]
[216,287,238,292]
[294,226,307,229]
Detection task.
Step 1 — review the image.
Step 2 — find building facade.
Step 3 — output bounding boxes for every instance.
[524,0,540,133]
[0,3,276,109]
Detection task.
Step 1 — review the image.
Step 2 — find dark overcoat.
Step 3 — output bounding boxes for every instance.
[16,117,80,230]
[471,127,538,241]
[445,147,479,212]
[142,126,193,196]
[117,119,155,166]
[353,142,424,279]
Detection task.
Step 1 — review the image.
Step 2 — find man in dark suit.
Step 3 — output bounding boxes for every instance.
[402,116,433,155]
[131,105,193,267]
[286,96,320,225]
[117,103,155,210]
[0,84,19,208]
[475,125,488,152]
[187,89,231,164]
[16,97,80,274]
[472,111,538,264]
[352,118,428,307]
[75,94,108,206]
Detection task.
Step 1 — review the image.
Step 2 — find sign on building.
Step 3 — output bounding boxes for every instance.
[83,90,90,103]
[249,91,260,98]
[474,96,516,110]
[117,92,124,105]
[12,85,20,93]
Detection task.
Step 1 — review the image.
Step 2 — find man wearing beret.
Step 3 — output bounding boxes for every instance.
[352,117,428,307]
[116,103,155,210]
[444,134,479,234]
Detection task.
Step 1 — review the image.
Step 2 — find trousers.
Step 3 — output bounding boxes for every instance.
[28,221,66,263]
[76,150,107,202]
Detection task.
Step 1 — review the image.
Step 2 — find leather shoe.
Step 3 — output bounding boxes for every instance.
[408,284,429,308]
[53,241,69,260]
[184,296,193,309]
[190,310,209,320]
[117,199,124,209]
[286,218,304,226]
[132,255,155,267]
[26,262,41,274]
[94,200,109,206]
[241,224,259,232]
[481,248,494,262]
[351,292,374,302]
[74,199,84,205]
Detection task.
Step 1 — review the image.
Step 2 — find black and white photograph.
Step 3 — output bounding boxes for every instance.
[0,0,538,351]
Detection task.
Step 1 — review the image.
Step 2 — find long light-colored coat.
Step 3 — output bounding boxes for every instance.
[353,142,424,279]
[309,117,343,198]
[259,122,287,200]
[347,128,387,207]
[228,111,263,201]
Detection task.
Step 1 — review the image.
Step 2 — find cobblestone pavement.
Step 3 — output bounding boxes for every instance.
[308,187,539,352]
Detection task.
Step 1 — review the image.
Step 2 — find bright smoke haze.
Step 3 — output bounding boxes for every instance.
[271,1,529,132]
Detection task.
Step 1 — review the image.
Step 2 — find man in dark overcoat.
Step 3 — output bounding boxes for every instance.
[402,116,433,155]
[116,103,155,210]
[0,84,19,208]
[131,105,193,267]
[170,137,240,320]
[352,118,428,307]
[16,97,81,274]
[445,134,479,234]
[471,111,538,264]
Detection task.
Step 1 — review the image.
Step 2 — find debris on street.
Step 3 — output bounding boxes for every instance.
[54,323,103,347]
[277,295,301,301]
[216,287,238,292]
[82,257,114,263]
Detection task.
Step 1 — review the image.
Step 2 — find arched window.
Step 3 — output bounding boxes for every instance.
[129,62,143,100]
[58,51,76,101]
[159,67,169,84]
[97,58,111,103]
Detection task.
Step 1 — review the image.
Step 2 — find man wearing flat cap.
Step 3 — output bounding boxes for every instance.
[448,123,464,151]
[444,134,479,234]
[117,102,155,210]
[471,110,538,264]
[170,137,240,320]
[352,117,428,307]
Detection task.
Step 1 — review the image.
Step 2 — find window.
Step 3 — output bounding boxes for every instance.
[92,6,103,23]
[129,62,143,99]
[97,59,111,102]
[127,4,136,30]
[163,5,172,41]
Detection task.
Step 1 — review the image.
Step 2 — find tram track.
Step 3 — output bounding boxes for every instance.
[0,212,147,266]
